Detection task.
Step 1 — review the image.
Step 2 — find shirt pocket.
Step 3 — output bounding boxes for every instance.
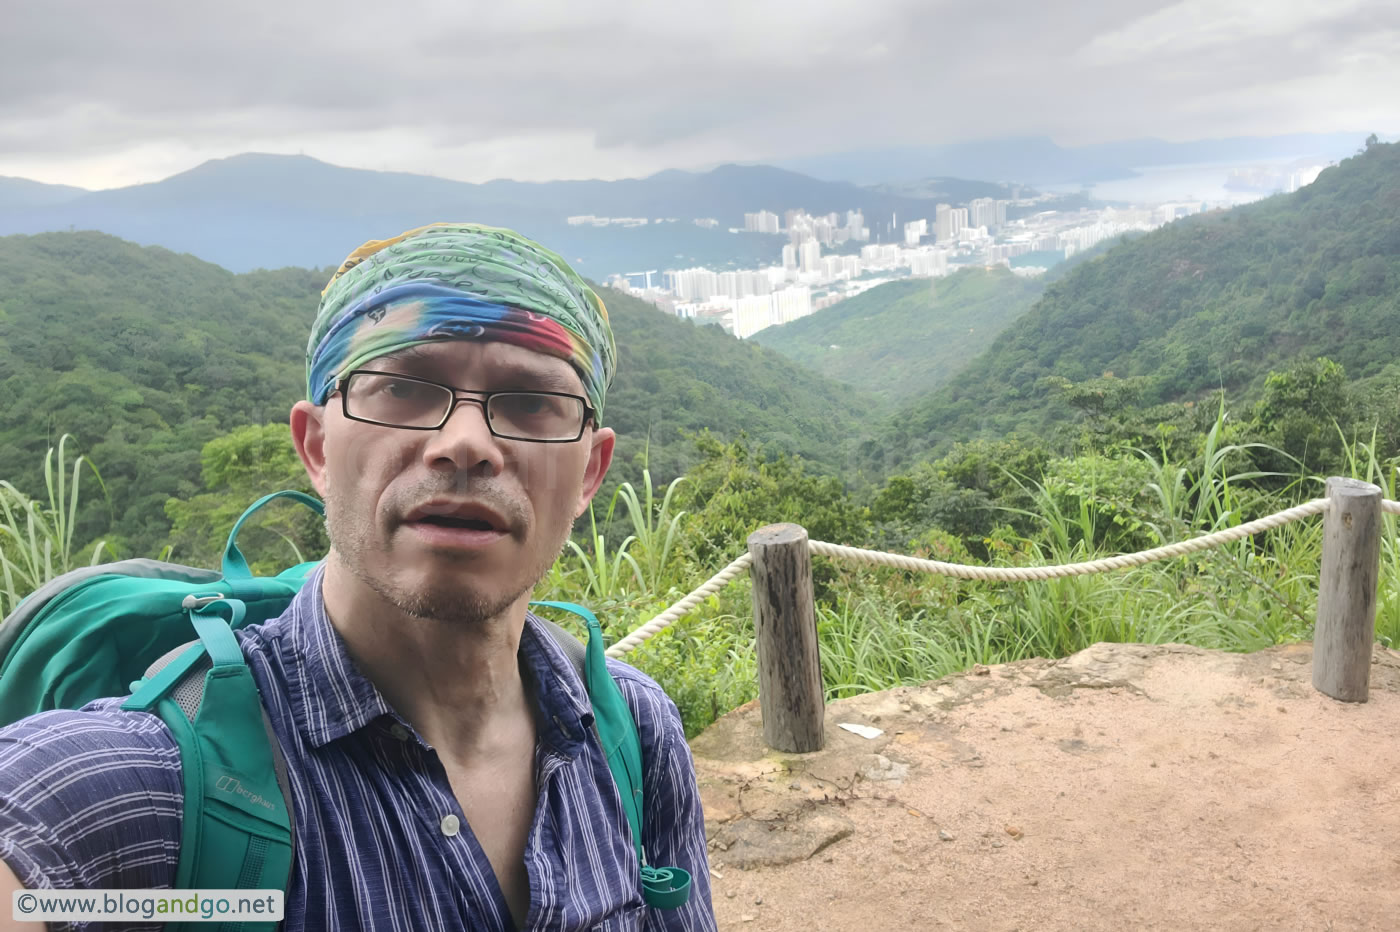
[589,904,647,931]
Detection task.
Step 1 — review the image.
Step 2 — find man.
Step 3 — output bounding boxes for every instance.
[0,223,715,930]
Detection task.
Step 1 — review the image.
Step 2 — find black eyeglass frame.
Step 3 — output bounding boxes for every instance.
[334,369,596,443]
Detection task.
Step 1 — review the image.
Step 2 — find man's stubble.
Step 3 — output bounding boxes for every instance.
[322,478,574,630]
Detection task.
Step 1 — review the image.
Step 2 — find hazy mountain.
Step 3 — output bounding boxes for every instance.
[0,177,89,209]
[0,154,952,275]
[776,133,1371,186]
[877,139,1400,466]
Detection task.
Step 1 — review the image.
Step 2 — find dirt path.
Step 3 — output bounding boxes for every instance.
[690,642,1400,931]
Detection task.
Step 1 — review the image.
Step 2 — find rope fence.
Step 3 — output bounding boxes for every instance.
[607,478,1398,750]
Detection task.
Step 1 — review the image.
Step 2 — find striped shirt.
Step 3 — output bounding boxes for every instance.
[0,567,715,930]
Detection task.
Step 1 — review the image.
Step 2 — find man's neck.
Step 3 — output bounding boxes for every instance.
[319,559,534,760]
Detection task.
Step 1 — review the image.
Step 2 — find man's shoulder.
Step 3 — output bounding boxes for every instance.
[603,657,669,699]
[0,697,179,765]
[603,657,685,740]
[0,700,183,893]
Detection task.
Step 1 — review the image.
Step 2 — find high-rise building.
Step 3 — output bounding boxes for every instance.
[782,243,797,271]
[909,247,949,278]
[952,207,969,236]
[904,218,928,246]
[771,286,813,326]
[934,204,953,242]
[718,271,748,298]
[743,210,781,234]
[664,267,720,301]
[799,240,822,273]
[731,295,774,339]
[969,198,998,231]
[788,211,814,246]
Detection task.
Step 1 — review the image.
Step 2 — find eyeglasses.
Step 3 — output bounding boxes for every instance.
[335,369,595,443]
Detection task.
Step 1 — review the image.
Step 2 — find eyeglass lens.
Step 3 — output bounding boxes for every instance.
[345,373,584,440]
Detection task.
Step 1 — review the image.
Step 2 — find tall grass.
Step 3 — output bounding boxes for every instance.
[602,427,1399,735]
[5,426,1397,740]
[0,436,110,617]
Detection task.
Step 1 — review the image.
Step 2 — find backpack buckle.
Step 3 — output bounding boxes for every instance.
[181,593,226,611]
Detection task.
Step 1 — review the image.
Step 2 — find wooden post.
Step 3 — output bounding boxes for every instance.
[1313,477,1382,702]
[747,523,824,752]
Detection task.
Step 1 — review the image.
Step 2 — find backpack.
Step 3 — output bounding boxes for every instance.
[0,491,690,928]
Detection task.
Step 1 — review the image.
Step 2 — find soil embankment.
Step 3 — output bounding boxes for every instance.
[692,642,1400,931]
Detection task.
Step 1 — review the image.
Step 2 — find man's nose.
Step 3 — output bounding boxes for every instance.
[422,397,504,474]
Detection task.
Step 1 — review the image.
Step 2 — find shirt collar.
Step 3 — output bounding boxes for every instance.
[280,565,595,753]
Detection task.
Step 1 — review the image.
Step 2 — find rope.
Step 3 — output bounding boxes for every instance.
[606,496,1400,656]
[604,552,753,658]
[810,498,1330,581]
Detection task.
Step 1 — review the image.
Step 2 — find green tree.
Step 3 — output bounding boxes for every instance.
[164,423,325,572]
[675,432,870,572]
[1248,358,1355,475]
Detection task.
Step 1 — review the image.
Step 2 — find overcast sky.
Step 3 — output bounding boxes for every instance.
[3,0,1397,190]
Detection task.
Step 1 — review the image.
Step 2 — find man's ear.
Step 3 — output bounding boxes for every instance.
[290,400,330,498]
[575,426,616,518]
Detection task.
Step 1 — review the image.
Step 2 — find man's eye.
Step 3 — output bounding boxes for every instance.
[383,381,426,399]
[498,394,556,417]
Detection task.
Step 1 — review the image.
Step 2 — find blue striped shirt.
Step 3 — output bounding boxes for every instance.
[0,567,714,930]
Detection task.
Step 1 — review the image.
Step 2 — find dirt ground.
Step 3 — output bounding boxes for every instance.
[689,642,1400,931]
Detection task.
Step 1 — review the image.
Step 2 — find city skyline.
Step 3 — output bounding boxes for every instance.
[3,0,1397,190]
[597,156,1334,335]
[606,178,1229,339]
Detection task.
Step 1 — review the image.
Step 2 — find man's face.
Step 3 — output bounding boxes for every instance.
[290,339,614,626]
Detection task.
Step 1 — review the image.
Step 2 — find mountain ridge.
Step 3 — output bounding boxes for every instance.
[0,154,977,274]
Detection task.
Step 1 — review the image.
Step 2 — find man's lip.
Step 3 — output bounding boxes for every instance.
[405,522,508,550]
[403,500,510,532]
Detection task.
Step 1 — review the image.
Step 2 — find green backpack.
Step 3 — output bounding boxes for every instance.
[0,491,690,927]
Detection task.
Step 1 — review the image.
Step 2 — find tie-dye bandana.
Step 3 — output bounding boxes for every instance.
[307,223,616,422]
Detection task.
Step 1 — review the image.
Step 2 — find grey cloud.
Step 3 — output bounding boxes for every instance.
[0,0,1395,173]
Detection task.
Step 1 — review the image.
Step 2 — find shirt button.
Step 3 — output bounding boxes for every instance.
[390,724,410,742]
[440,814,461,837]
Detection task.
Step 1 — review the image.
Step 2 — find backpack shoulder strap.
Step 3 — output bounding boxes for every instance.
[529,601,691,910]
[122,598,294,931]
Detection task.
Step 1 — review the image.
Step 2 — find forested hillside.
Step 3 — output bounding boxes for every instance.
[0,232,869,557]
[878,139,1400,467]
[0,233,321,552]
[600,287,875,483]
[751,269,1045,401]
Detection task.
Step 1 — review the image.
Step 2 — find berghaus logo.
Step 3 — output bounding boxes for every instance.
[215,774,274,811]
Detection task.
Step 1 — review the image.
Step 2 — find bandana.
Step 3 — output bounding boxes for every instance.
[306,222,616,421]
